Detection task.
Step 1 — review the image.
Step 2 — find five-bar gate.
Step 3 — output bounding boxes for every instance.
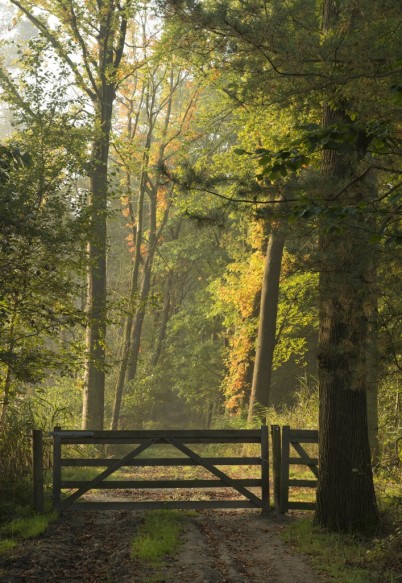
[50,427,270,513]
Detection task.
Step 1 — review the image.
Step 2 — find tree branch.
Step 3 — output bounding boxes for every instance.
[9,0,97,101]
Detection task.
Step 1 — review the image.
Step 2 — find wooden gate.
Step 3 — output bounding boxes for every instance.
[271,425,318,512]
[48,427,270,513]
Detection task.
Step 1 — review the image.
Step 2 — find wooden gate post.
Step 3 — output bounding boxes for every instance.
[260,424,270,514]
[52,426,62,512]
[280,425,290,513]
[32,429,44,513]
[270,425,281,512]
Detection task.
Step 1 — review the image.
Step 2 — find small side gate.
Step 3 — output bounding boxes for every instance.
[49,427,270,513]
[271,425,319,512]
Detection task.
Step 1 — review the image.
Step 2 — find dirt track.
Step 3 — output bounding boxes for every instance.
[0,508,322,583]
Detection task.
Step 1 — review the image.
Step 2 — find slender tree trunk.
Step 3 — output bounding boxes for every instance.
[0,300,18,425]
[110,259,142,430]
[82,92,114,430]
[126,190,159,382]
[366,253,379,462]
[151,274,173,367]
[247,227,285,423]
[126,256,154,383]
[237,287,261,410]
[125,77,174,385]
[0,365,12,426]
[110,168,147,430]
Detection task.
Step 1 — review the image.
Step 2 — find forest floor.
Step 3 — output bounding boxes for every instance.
[0,489,323,583]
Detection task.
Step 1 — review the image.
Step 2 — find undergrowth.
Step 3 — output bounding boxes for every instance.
[282,497,402,583]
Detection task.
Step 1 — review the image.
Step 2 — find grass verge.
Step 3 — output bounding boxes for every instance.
[281,513,401,583]
[0,512,57,556]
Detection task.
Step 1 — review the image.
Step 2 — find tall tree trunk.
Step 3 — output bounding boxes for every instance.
[247,227,285,423]
[125,75,174,385]
[82,92,114,430]
[315,181,379,529]
[126,256,154,383]
[314,2,378,530]
[315,0,378,532]
[110,253,143,430]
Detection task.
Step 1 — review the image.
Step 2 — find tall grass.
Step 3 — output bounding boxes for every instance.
[0,390,76,521]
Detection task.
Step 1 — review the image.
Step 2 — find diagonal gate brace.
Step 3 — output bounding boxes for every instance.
[165,437,262,508]
[291,442,319,478]
[60,437,158,511]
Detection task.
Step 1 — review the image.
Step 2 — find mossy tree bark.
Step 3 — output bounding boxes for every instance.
[314,1,379,530]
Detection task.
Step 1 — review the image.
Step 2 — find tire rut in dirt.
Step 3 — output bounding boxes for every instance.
[175,510,322,583]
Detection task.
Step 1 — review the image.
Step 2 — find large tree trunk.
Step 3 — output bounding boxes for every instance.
[315,131,378,530]
[315,196,379,530]
[315,0,378,533]
[247,227,285,423]
[7,0,129,431]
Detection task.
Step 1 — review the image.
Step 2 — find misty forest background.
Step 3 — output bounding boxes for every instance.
[0,0,401,538]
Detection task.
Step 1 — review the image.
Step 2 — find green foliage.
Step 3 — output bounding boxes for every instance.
[0,37,88,420]
[131,510,185,563]
[377,378,402,481]
[245,120,400,182]
[0,2,399,539]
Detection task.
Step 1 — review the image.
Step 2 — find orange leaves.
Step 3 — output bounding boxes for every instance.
[121,195,131,220]
[125,233,135,256]
[156,186,169,213]
[222,330,255,412]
